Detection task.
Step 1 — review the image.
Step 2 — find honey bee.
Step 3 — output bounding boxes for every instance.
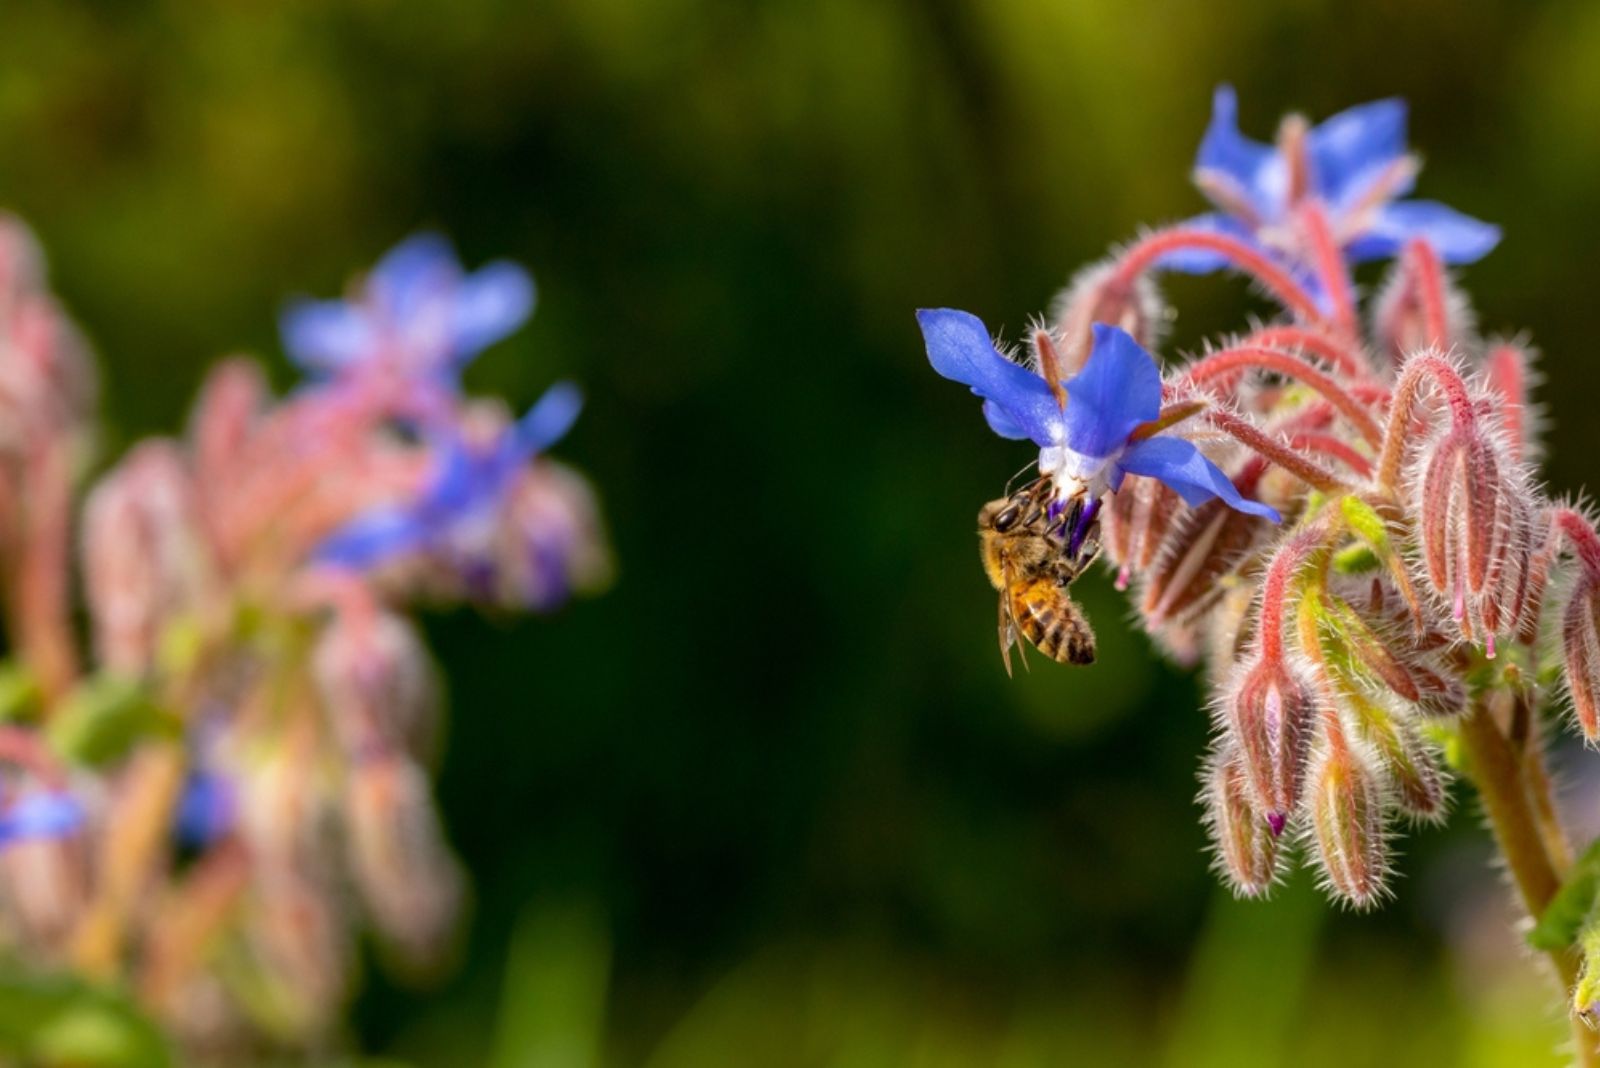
[977,477,1099,674]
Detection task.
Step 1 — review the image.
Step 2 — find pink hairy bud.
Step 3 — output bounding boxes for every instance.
[1413,422,1533,649]
[82,442,217,675]
[344,757,463,974]
[1139,488,1271,629]
[1101,477,1182,591]
[1371,240,1471,365]
[312,609,439,762]
[491,459,614,610]
[1308,738,1390,908]
[1483,341,1541,463]
[1049,259,1165,375]
[242,871,350,1039]
[0,826,89,956]
[1563,573,1600,741]
[1222,653,1318,836]
[1203,745,1283,896]
[189,358,269,499]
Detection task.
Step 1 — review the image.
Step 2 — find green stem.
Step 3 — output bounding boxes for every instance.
[1459,701,1598,1066]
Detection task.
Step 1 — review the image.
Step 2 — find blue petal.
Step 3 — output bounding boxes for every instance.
[1344,200,1502,265]
[0,792,83,846]
[1061,325,1162,459]
[317,508,431,568]
[1115,436,1281,521]
[1151,213,1257,274]
[370,233,459,314]
[981,400,1030,440]
[280,300,375,372]
[175,772,235,847]
[1308,98,1408,205]
[452,262,535,365]
[417,439,487,517]
[512,381,583,457]
[916,309,1065,446]
[1195,85,1278,220]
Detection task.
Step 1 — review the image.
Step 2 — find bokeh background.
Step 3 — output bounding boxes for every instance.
[3,0,1600,1064]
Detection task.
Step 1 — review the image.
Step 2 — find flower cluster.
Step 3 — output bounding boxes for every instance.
[0,224,610,1058]
[920,88,1600,950]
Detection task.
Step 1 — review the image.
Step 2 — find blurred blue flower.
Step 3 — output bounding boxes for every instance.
[0,790,83,846]
[317,381,583,573]
[174,770,236,848]
[281,233,535,383]
[917,309,1279,521]
[1162,85,1500,273]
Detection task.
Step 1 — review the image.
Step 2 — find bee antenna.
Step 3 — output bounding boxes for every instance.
[1003,460,1037,498]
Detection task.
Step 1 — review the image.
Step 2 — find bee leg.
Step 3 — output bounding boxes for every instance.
[1061,538,1102,582]
[1065,496,1101,559]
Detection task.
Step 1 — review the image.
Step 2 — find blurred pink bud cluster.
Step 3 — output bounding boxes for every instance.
[0,219,611,1056]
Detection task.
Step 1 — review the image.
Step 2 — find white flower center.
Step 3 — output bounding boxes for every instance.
[1038,444,1114,503]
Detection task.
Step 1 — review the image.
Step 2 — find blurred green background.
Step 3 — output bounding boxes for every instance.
[3,0,1598,1064]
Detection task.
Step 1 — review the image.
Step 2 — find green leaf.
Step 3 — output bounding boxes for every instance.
[1528,839,1600,951]
[0,665,41,723]
[47,676,181,766]
[0,970,173,1066]
[491,900,611,1068]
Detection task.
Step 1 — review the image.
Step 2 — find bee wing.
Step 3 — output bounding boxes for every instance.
[996,557,1027,677]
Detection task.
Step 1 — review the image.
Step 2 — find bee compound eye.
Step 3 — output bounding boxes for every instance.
[993,505,1020,532]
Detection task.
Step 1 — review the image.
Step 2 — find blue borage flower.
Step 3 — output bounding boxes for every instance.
[917,308,1280,522]
[174,770,235,848]
[0,790,83,847]
[281,233,535,384]
[316,381,584,574]
[1162,85,1500,274]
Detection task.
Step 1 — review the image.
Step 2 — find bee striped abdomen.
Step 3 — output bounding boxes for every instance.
[1011,578,1096,665]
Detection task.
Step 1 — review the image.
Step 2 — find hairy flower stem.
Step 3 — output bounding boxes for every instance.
[1555,509,1600,577]
[1182,347,1383,447]
[71,743,186,979]
[1297,203,1360,340]
[1459,700,1598,1065]
[1112,228,1328,326]
[1201,407,1353,494]
[1404,239,1452,348]
[1243,325,1370,378]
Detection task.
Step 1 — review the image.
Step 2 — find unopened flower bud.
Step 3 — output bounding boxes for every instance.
[1371,245,1473,364]
[1140,488,1272,630]
[0,781,91,956]
[492,459,614,611]
[1100,477,1181,590]
[313,610,438,761]
[1483,340,1541,463]
[189,358,268,495]
[1348,700,1446,821]
[1308,739,1390,908]
[0,216,96,445]
[82,442,216,675]
[1202,745,1282,896]
[1049,259,1165,375]
[1220,653,1319,835]
[1563,573,1600,741]
[1414,422,1534,649]
[344,757,463,973]
[242,871,350,1040]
